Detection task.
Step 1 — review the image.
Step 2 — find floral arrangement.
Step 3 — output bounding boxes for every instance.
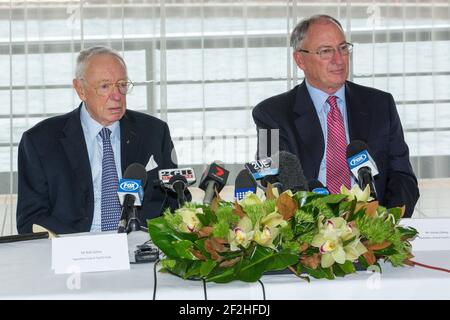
[148,185,418,283]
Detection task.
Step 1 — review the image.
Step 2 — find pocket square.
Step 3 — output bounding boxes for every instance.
[145,155,158,171]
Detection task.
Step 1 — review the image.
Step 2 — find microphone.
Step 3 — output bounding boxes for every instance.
[346,140,379,200]
[199,162,229,205]
[117,163,147,233]
[234,169,257,200]
[245,157,281,193]
[308,179,329,195]
[158,168,196,208]
[244,157,278,180]
[246,151,308,193]
[277,151,309,192]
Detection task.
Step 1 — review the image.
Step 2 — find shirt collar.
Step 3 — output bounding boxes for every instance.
[305,80,346,113]
[80,102,120,139]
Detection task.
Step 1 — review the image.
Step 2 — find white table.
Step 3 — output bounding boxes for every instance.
[0,224,449,300]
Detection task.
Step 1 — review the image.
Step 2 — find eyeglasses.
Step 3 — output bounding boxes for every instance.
[80,79,134,96]
[298,42,353,60]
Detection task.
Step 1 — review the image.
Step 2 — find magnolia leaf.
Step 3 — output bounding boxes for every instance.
[299,243,309,253]
[265,182,276,200]
[288,265,299,277]
[387,206,404,221]
[211,197,220,214]
[184,261,203,279]
[197,226,214,238]
[233,201,246,218]
[338,260,356,274]
[276,193,298,220]
[332,264,346,277]
[192,250,207,261]
[200,260,217,277]
[320,194,348,204]
[173,240,197,260]
[300,253,320,270]
[363,250,377,266]
[354,201,379,218]
[208,238,228,252]
[301,265,335,280]
[367,241,391,251]
[148,217,193,259]
[204,238,227,261]
[402,252,415,266]
[219,257,242,268]
[206,265,237,283]
[214,187,223,202]
[398,226,419,241]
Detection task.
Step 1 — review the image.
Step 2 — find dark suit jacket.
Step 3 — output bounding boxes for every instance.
[253,80,419,217]
[17,105,178,234]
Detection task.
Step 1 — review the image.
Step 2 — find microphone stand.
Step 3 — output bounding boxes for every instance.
[126,206,142,233]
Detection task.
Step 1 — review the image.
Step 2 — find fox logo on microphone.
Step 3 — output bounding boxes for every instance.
[347,150,379,177]
[117,179,144,206]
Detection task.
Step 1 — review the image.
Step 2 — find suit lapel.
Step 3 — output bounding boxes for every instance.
[345,82,370,142]
[293,81,324,179]
[120,111,140,173]
[60,106,93,196]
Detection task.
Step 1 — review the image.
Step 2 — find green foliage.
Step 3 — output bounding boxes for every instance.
[263,199,277,215]
[244,203,266,227]
[356,214,394,244]
[212,221,231,239]
[148,190,418,284]
[211,205,240,238]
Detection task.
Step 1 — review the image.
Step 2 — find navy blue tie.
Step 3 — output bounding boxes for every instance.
[99,128,121,231]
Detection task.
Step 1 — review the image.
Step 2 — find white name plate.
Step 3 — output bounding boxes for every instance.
[52,233,130,274]
[400,218,450,251]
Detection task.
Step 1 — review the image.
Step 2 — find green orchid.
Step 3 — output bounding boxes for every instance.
[311,217,367,268]
[177,207,203,233]
[253,224,280,249]
[261,212,288,229]
[340,184,374,202]
[344,238,368,261]
[239,193,263,207]
[228,216,254,251]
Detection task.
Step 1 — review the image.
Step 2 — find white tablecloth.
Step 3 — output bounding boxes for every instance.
[0,230,449,300]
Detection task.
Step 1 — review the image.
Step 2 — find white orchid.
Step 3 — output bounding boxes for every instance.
[340,184,374,202]
[177,207,203,233]
[312,217,367,268]
[228,216,254,251]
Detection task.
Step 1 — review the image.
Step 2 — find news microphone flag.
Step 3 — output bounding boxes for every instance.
[117,179,144,206]
[158,168,196,186]
[245,158,278,180]
[347,149,379,178]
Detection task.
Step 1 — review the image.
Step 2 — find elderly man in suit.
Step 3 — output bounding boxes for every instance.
[17,46,178,234]
[253,15,419,217]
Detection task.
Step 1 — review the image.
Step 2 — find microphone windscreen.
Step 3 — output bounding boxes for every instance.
[123,163,148,187]
[234,169,257,200]
[277,151,309,192]
[346,140,369,158]
[235,169,257,189]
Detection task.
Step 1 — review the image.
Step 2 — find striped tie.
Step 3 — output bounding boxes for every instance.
[99,127,122,231]
[326,96,351,194]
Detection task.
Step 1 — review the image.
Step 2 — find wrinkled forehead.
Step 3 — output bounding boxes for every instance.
[303,20,346,48]
[84,54,127,81]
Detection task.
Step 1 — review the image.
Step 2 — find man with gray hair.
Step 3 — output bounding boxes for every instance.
[17,45,180,234]
[253,15,419,217]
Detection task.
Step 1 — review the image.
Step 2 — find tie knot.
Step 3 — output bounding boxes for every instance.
[99,127,111,141]
[326,95,338,109]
